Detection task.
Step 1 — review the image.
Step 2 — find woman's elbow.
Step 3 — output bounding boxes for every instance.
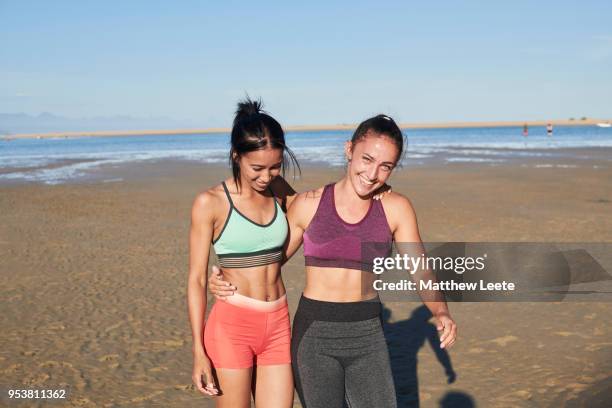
[187,270,206,291]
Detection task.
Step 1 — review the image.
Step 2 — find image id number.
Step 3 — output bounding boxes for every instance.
[8,389,67,399]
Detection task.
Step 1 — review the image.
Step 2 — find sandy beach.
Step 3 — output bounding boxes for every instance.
[3,118,611,140]
[1,158,611,407]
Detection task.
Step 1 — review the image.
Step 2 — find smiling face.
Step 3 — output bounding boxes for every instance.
[236,146,284,192]
[345,132,399,197]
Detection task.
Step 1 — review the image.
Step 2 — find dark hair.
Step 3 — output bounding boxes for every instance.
[230,96,300,190]
[350,114,406,165]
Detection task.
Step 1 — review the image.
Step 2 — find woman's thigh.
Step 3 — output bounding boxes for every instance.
[292,329,346,408]
[344,347,396,408]
[215,367,253,408]
[253,363,294,408]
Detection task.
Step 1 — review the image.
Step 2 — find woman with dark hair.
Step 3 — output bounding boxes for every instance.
[187,97,300,408]
[210,114,457,408]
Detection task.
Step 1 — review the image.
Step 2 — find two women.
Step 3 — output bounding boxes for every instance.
[188,99,457,408]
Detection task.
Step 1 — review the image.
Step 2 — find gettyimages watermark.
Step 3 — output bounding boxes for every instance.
[359,242,612,302]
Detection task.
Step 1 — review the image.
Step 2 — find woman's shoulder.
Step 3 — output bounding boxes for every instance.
[379,190,416,217]
[379,191,421,238]
[191,182,229,218]
[194,181,227,202]
[286,186,326,228]
[296,185,325,203]
[285,185,325,218]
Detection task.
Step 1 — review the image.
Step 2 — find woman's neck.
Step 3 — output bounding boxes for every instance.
[335,177,372,203]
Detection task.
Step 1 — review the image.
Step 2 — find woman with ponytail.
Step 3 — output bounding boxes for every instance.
[187,97,299,407]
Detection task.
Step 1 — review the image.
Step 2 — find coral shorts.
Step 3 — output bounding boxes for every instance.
[204,293,291,369]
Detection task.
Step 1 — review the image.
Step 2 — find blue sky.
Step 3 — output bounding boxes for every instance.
[1,0,611,128]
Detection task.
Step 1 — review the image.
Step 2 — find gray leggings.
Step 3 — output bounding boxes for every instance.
[291,295,397,408]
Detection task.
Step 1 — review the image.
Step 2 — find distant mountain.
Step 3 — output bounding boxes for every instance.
[0,112,198,134]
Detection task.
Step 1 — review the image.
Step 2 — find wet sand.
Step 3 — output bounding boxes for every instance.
[1,160,611,407]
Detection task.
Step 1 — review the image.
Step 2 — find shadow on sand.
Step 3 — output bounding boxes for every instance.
[383,305,475,407]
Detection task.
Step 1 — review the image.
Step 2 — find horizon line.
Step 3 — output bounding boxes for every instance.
[3,118,610,140]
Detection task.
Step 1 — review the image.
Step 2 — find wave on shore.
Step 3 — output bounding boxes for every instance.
[1,126,611,184]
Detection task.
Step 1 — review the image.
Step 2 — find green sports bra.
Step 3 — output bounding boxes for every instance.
[212,181,288,269]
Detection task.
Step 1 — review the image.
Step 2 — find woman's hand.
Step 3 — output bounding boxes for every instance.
[435,312,457,349]
[192,352,219,396]
[208,265,236,300]
[373,183,392,200]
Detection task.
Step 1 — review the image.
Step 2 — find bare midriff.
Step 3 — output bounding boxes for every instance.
[220,263,285,302]
[303,267,378,302]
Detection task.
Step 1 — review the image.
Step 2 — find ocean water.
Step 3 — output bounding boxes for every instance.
[1,125,611,184]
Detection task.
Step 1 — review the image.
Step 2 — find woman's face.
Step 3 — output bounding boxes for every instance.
[238,146,284,192]
[345,133,399,197]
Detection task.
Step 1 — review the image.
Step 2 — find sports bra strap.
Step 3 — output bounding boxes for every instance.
[223,181,282,209]
[221,181,234,208]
